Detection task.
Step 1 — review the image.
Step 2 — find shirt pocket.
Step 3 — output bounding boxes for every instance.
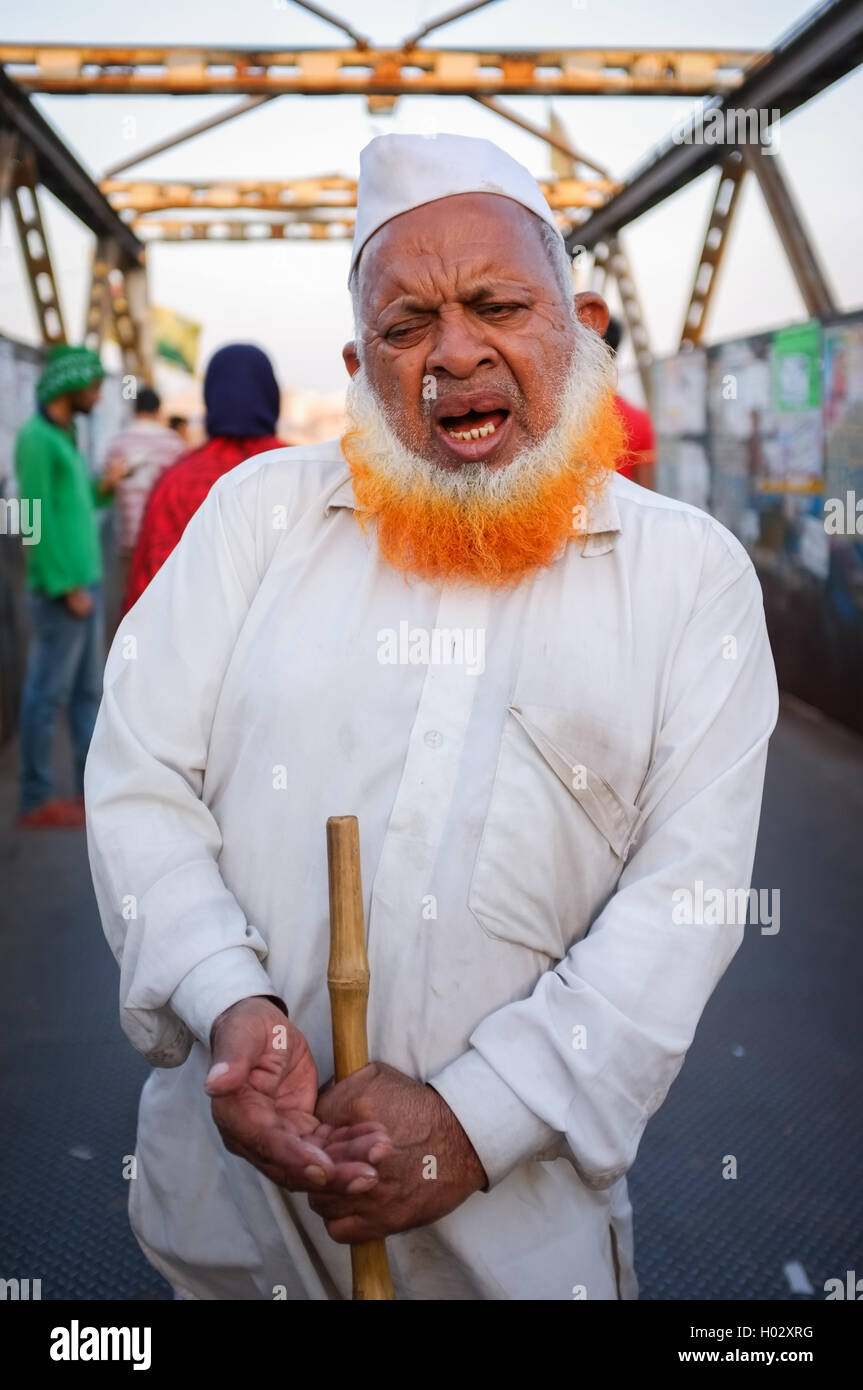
[468,703,641,961]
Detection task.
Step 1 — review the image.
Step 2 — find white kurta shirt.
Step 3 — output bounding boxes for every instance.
[85,440,778,1301]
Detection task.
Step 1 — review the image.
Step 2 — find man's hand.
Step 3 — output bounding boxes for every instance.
[98,457,130,493]
[206,997,392,1194]
[308,1062,487,1243]
[64,587,95,618]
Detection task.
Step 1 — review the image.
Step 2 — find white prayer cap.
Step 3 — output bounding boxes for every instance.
[348,132,563,282]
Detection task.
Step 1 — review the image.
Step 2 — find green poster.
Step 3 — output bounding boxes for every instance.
[772,321,821,411]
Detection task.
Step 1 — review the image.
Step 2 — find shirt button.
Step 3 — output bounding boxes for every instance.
[424,730,443,749]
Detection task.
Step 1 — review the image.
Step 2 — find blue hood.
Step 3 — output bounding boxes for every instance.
[204,343,280,438]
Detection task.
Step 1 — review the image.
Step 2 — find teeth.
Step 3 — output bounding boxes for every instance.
[446,420,497,441]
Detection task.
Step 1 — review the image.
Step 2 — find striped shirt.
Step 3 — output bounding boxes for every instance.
[105,418,184,554]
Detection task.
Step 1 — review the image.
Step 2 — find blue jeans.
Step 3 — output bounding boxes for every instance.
[18,585,104,813]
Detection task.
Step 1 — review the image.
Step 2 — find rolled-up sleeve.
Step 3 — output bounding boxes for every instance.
[431,533,779,1190]
[85,468,276,1067]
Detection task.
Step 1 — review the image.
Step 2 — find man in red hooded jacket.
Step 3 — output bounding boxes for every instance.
[603,317,655,489]
[124,343,287,612]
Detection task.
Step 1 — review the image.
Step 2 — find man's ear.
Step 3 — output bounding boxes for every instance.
[573,291,610,338]
[342,342,361,378]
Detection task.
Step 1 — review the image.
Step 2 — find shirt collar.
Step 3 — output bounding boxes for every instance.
[325,468,622,557]
[325,472,358,513]
[579,475,622,557]
[38,403,76,440]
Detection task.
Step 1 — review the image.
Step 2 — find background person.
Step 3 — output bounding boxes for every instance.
[123,344,286,612]
[15,344,125,828]
[168,414,191,445]
[104,384,184,603]
[603,316,656,489]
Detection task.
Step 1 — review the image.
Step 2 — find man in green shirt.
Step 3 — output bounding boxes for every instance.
[15,344,126,827]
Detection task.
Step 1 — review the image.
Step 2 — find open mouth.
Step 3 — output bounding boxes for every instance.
[439,407,509,441]
[432,395,514,462]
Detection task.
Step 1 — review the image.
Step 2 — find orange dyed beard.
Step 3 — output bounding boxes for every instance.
[341,388,624,588]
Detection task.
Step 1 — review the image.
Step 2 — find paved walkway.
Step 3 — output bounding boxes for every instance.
[0,699,860,1300]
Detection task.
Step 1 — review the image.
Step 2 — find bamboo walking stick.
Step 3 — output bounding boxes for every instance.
[326,815,396,1301]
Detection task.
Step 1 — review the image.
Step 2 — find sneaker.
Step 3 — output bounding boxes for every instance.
[17,799,86,829]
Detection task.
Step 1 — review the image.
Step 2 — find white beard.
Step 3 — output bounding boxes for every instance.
[344,318,616,506]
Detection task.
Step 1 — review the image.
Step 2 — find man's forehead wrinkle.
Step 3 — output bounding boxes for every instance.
[359,209,560,327]
[358,191,553,292]
[368,257,539,320]
[368,257,451,317]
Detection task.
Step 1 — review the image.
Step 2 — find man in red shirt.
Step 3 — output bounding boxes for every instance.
[603,317,655,489]
[124,344,287,612]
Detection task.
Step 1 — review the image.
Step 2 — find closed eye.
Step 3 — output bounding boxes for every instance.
[386,320,429,343]
[477,303,526,318]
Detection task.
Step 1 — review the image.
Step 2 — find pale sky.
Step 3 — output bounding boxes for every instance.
[1,0,861,399]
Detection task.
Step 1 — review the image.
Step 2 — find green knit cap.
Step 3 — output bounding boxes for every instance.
[36,344,105,405]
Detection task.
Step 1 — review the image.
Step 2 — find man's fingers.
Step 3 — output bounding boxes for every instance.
[324,1214,380,1245]
[213,1098,331,1172]
[205,1058,249,1096]
[218,1113,382,1195]
[253,1123,336,1179]
[320,1129,392,1166]
[300,1154,382,1195]
[205,1024,266,1096]
[239,1144,379,1196]
[206,997,299,1098]
[326,1120,389,1140]
[222,1137,312,1190]
[307,1181,383,1220]
[225,1128,335,1190]
[314,1063,380,1125]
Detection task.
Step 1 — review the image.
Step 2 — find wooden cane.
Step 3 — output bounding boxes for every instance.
[326,815,396,1301]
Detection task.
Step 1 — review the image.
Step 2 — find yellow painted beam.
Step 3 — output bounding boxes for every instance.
[0,44,758,96]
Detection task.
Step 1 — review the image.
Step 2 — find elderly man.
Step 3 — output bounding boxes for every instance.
[85,134,778,1301]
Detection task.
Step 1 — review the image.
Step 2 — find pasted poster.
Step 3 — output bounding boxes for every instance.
[706,334,774,542]
[768,320,823,495]
[822,316,863,623]
[652,312,863,731]
[653,350,707,437]
[0,338,42,497]
[823,317,863,522]
[651,350,709,506]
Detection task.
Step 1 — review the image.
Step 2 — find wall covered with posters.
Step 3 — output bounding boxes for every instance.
[653,311,863,734]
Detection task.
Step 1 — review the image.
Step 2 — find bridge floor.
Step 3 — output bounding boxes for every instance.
[0,698,860,1300]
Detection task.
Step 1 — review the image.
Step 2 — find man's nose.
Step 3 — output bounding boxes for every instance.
[425,309,498,380]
